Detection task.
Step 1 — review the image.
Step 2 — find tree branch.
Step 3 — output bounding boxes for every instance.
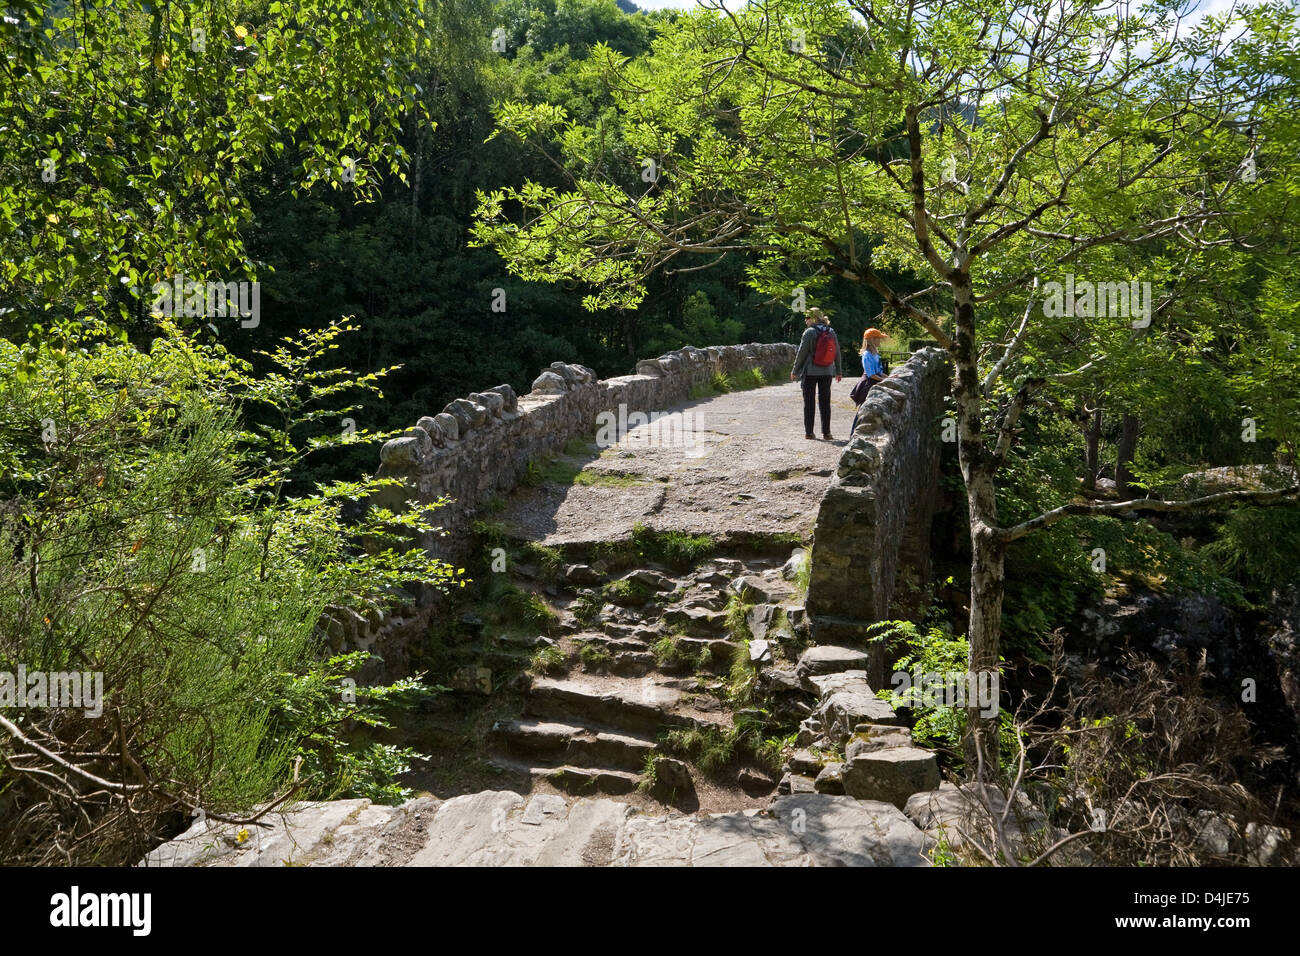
[998,484,1300,543]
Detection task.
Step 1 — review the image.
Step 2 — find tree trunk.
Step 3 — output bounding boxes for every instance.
[1083,399,1102,493]
[951,274,1005,774]
[1116,413,1140,497]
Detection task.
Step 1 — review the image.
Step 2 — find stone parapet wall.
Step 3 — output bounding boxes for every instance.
[805,348,951,666]
[372,343,797,564]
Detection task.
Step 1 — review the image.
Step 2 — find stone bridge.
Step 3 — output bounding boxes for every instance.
[150,341,972,868]
[356,342,951,667]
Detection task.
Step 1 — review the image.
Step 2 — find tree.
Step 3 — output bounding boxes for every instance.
[0,0,459,864]
[472,0,1300,767]
[0,0,435,334]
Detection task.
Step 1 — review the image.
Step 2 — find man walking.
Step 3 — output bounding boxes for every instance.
[790,308,842,439]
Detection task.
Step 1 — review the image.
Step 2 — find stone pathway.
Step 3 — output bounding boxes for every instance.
[500,379,859,544]
[142,791,932,867]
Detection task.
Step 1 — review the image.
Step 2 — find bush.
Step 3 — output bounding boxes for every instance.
[0,320,456,865]
[869,621,1015,771]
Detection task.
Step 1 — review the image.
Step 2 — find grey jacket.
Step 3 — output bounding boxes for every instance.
[792,324,843,380]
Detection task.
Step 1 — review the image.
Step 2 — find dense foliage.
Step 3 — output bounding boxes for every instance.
[1,0,1298,864]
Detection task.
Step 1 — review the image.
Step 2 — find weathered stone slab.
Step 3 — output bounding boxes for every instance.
[810,670,901,736]
[842,747,940,809]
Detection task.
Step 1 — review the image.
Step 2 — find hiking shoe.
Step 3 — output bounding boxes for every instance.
[805,433,815,440]
[823,433,833,440]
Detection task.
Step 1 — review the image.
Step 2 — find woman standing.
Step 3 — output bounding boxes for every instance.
[850,328,889,434]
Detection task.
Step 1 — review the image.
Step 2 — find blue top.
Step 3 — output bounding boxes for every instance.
[862,350,884,378]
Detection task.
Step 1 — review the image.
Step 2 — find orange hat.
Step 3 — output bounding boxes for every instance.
[862,328,888,340]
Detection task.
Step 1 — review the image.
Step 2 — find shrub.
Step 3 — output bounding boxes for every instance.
[0,320,456,864]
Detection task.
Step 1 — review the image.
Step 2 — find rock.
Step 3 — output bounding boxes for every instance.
[901,782,1087,861]
[758,665,802,694]
[662,605,726,632]
[749,639,772,663]
[521,794,568,826]
[766,627,794,646]
[845,725,913,761]
[1193,811,1292,865]
[778,773,818,795]
[796,645,871,681]
[788,750,823,775]
[810,670,901,736]
[484,383,519,413]
[415,415,445,446]
[413,791,627,866]
[468,390,505,417]
[548,361,582,386]
[379,435,425,467]
[446,397,489,430]
[1244,822,1291,866]
[563,564,602,585]
[432,411,460,442]
[678,587,728,611]
[548,766,640,796]
[610,575,654,606]
[707,558,747,575]
[795,717,823,747]
[782,548,809,581]
[787,606,807,634]
[625,568,675,591]
[450,665,493,695]
[440,401,473,434]
[1176,464,1296,496]
[141,797,388,867]
[842,747,940,809]
[767,794,930,867]
[531,370,569,394]
[738,768,776,795]
[635,359,664,378]
[747,603,777,640]
[653,757,694,797]
[730,574,793,604]
[693,570,730,587]
[814,763,845,795]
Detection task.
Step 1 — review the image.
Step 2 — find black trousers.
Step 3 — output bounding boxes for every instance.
[801,374,832,435]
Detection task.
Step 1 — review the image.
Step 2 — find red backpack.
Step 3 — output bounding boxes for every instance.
[813,326,838,366]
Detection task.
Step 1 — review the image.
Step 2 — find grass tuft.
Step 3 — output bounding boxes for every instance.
[529,645,566,676]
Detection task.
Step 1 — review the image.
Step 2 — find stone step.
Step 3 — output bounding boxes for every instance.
[574,632,652,653]
[568,634,657,676]
[525,675,721,734]
[661,605,728,635]
[535,765,642,796]
[489,718,656,772]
